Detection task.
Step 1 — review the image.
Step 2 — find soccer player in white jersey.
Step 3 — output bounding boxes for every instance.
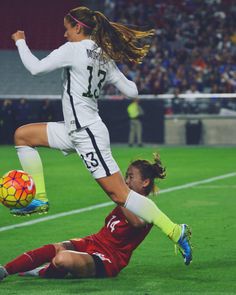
[11,6,192,265]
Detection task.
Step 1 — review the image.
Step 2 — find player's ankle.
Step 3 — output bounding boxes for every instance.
[36,193,48,202]
[168,224,182,243]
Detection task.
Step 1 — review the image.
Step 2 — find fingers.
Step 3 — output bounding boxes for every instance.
[11,30,25,42]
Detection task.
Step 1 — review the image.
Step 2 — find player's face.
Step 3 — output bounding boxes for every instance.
[125,165,148,196]
[64,18,78,42]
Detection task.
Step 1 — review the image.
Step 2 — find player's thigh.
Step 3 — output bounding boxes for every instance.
[47,122,75,155]
[14,123,49,146]
[54,250,96,278]
[96,171,129,204]
[70,238,119,277]
[69,121,119,179]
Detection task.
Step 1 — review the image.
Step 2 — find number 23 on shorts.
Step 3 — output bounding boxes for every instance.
[80,152,99,170]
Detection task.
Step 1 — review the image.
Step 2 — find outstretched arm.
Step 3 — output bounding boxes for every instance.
[114,74,138,98]
[106,62,138,98]
[12,30,73,76]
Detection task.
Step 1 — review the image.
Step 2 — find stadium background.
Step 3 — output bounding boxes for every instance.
[1,0,236,145]
[0,1,236,294]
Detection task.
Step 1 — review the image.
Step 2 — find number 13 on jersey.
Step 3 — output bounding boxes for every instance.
[82,66,106,99]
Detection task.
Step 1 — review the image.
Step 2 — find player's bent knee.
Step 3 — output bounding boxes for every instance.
[53,251,69,268]
[53,242,67,254]
[14,126,30,146]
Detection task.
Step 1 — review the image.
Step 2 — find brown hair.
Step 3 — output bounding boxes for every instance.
[65,6,154,64]
[130,153,166,195]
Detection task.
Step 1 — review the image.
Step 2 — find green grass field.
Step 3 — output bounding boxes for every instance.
[0,145,236,294]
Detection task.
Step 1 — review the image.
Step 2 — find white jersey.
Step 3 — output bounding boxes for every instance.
[16,39,138,133]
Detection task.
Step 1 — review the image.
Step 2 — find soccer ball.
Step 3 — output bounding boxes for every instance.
[0,170,36,208]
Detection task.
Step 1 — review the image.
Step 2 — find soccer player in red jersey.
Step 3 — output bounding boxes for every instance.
[0,154,170,280]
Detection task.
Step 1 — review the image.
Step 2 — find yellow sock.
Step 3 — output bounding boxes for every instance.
[16,146,47,201]
[153,211,181,243]
[32,173,47,201]
[168,224,182,243]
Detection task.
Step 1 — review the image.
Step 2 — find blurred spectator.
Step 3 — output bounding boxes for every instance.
[127,98,144,147]
[172,88,183,114]
[0,99,15,144]
[185,84,200,102]
[14,98,30,128]
[39,99,54,122]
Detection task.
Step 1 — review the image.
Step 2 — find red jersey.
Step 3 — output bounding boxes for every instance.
[71,206,152,276]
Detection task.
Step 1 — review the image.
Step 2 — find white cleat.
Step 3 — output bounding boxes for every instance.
[0,265,8,281]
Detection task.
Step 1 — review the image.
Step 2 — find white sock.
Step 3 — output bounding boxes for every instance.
[125,190,179,240]
[15,146,47,199]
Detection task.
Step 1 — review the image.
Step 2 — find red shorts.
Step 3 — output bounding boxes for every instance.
[70,237,123,277]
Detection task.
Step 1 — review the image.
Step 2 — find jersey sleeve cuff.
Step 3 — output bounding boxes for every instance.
[15,39,26,47]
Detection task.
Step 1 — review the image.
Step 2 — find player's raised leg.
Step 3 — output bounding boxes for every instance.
[75,122,192,265]
[97,172,192,265]
[10,123,49,216]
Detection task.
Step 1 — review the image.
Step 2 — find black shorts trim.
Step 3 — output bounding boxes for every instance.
[85,128,111,177]
[91,254,107,278]
[66,68,81,129]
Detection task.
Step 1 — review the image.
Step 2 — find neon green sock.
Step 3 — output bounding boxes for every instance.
[153,211,181,242]
[15,146,47,201]
[125,190,181,242]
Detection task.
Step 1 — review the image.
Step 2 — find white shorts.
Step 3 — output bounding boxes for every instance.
[47,121,119,179]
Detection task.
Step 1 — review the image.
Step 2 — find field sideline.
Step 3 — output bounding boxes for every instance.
[0,145,236,294]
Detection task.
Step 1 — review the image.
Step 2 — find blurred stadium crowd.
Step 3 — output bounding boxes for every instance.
[103,0,236,95]
[0,99,62,144]
[1,0,236,144]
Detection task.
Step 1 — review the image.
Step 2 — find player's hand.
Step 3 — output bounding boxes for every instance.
[11,31,26,42]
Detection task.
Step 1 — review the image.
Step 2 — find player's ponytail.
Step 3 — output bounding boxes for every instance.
[93,10,154,64]
[151,153,166,180]
[130,153,166,195]
[66,6,154,65]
